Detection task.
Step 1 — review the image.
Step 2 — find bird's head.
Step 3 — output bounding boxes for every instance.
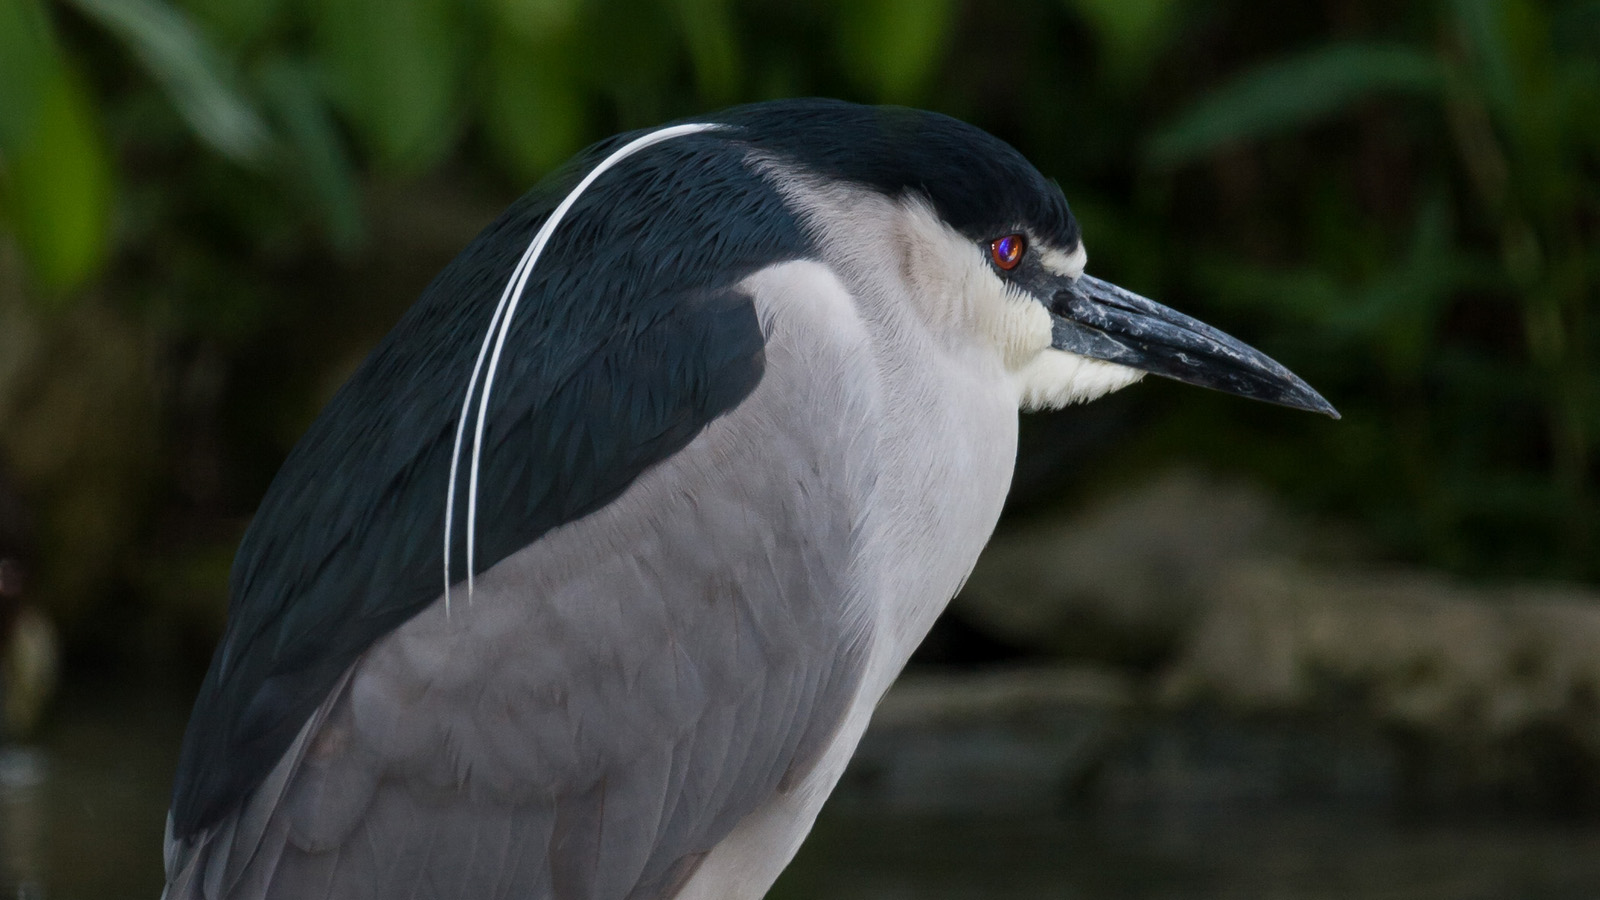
[722,101,1338,417]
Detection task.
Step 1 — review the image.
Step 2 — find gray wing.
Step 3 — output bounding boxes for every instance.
[164,277,883,900]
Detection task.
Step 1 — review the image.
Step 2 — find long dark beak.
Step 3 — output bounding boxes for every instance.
[1050,274,1339,418]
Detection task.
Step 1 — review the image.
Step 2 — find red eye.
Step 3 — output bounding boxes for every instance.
[990,234,1026,270]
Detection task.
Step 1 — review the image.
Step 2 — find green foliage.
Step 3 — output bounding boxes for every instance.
[313,0,468,173]
[482,2,586,181]
[673,0,742,104]
[1142,0,1599,577]
[0,0,111,292]
[835,0,955,102]
[1149,43,1444,165]
[254,57,363,250]
[1065,0,1186,86]
[65,0,272,165]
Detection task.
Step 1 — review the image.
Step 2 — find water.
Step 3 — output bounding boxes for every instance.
[5,686,1600,899]
[776,812,1600,899]
[0,686,182,899]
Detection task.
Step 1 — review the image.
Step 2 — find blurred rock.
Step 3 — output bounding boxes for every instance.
[1164,564,1600,763]
[838,666,1135,814]
[0,299,162,631]
[841,665,1403,815]
[955,470,1316,666]
[0,560,59,740]
[0,608,58,741]
[890,470,1600,815]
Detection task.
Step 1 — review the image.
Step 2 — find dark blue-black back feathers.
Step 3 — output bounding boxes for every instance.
[171,129,804,836]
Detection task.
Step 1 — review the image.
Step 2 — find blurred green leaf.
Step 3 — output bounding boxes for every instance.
[65,0,273,166]
[176,0,286,50]
[1202,196,1487,375]
[0,0,53,149]
[673,0,741,103]
[492,0,582,39]
[835,0,954,103]
[256,58,363,252]
[1201,263,1345,326]
[1149,42,1445,165]
[1340,197,1479,367]
[1067,0,1187,85]
[314,0,466,173]
[1551,0,1600,52]
[0,0,112,292]
[483,30,586,182]
[580,0,680,127]
[1451,0,1522,119]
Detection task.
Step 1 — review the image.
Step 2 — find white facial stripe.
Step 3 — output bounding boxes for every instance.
[1014,241,1145,410]
[446,121,725,610]
[1037,242,1087,279]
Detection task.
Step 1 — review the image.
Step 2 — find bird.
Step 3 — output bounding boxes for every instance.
[163,98,1336,900]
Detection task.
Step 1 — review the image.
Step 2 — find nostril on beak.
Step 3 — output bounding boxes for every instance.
[1048,288,1082,319]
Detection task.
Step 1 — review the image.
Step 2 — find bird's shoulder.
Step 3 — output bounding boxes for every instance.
[164,253,892,899]
[170,131,813,839]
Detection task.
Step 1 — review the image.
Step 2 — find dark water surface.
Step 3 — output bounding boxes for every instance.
[777,812,1600,900]
[6,685,1600,899]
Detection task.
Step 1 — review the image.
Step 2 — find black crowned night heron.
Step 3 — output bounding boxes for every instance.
[164,99,1336,900]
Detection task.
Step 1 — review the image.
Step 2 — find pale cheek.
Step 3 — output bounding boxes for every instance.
[978,290,1053,370]
[1011,350,1145,411]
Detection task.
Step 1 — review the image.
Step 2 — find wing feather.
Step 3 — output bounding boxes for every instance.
[169,130,805,839]
[167,131,884,900]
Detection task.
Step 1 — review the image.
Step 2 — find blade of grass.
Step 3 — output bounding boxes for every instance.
[0,0,112,292]
[1149,42,1444,166]
[255,58,364,253]
[65,0,273,166]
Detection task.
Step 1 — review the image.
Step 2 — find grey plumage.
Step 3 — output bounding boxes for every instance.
[167,261,883,898]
